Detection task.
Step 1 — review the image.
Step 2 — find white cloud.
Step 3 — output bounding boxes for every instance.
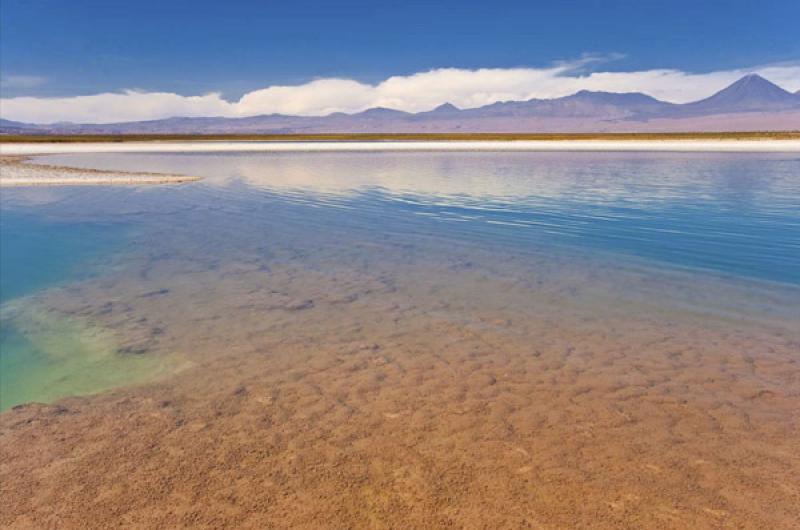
[2,60,799,124]
[0,90,233,124]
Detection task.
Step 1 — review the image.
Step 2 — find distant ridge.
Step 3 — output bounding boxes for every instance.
[354,107,411,118]
[2,75,799,135]
[0,118,38,131]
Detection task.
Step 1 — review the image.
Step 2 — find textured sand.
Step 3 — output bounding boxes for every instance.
[0,155,200,186]
[1,215,798,529]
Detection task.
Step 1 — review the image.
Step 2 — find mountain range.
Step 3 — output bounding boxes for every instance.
[2,74,799,134]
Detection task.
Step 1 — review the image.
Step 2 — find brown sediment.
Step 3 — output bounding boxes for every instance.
[1,228,798,529]
[0,155,200,186]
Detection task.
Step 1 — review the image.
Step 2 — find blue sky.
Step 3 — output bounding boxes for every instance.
[1,0,799,123]
[3,0,799,98]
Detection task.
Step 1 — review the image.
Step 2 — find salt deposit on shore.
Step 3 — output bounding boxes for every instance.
[2,139,800,156]
[0,155,200,187]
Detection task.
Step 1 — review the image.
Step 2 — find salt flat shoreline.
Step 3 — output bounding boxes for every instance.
[2,138,800,155]
[2,139,798,186]
[0,155,200,187]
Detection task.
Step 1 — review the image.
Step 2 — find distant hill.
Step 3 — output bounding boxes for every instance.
[3,75,799,135]
[0,118,39,133]
[677,74,800,115]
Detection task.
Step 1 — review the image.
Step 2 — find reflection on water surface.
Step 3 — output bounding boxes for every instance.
[38,151,800,284]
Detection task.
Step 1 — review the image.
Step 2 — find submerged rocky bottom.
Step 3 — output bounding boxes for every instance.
[1,213,798,529]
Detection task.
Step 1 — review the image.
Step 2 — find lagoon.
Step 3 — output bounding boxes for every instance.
[1,148,799,527]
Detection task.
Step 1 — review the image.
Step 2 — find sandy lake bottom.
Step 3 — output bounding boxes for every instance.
[1,150,799,528]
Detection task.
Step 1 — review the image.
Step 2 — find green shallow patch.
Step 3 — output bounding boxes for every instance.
[0,209,177,410]
[0,312,180,411]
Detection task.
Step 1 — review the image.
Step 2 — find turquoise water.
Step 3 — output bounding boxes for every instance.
[1,150,799,408]
[0,211,134,409]
[0,211,126,303]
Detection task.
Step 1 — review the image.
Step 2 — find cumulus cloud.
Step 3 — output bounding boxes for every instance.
[2,59,799,124]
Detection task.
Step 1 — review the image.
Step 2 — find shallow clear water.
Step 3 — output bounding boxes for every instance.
[1,150,799,409]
